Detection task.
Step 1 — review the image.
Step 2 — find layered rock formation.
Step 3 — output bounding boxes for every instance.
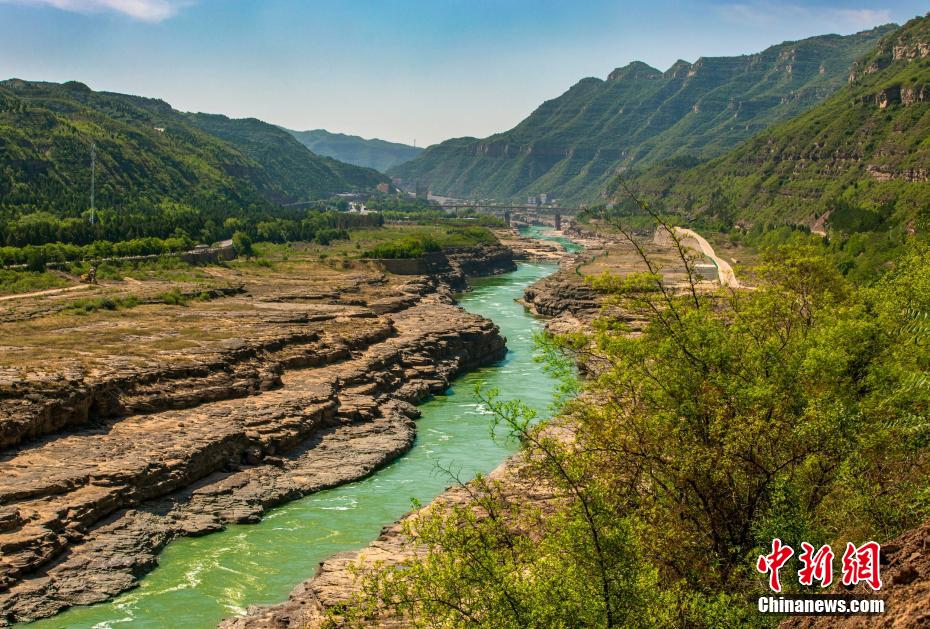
[0,255,511,625]
[521,268,601,318]
[443,244,517,282]
[368,244,516,290]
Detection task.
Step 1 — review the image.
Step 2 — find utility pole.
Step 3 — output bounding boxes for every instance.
[90,143,96,226]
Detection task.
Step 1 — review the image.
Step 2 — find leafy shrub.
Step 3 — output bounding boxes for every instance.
[25,248,47,272]
[364,236,441,259]
[0,269,69,295]
[156,289,190,306]
[64,295,141,313]
[340,241,930,626]
[232,230,253,257]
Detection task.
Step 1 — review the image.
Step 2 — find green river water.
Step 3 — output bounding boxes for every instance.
[31,244,577,628]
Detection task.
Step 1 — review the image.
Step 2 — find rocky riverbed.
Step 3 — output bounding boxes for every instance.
[0,247,513,625]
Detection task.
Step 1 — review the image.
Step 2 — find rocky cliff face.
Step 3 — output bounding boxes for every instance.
[0,250,514,625]
[630,14,930,228]
[443,244,518,288]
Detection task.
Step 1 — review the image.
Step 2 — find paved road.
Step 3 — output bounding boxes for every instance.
[674,227,740,288]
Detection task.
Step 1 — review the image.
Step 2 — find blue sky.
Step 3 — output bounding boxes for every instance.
[0,1,925,145]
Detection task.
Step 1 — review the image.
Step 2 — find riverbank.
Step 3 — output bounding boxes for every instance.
[0,245,515,626]
[22,261,562,628]
[225,225,748,627]
[218,231,587,628]
[220,444,554,628]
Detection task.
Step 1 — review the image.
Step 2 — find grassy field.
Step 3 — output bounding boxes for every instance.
[0,224,498,296]
[0,269,72,295]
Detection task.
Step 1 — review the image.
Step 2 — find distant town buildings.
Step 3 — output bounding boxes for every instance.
[526,192,553,206]
[376,182,390,193]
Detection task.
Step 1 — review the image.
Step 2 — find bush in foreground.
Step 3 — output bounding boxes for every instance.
[334,237,930,627]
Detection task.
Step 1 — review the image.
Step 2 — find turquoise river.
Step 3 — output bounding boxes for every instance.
[31,237,578,628]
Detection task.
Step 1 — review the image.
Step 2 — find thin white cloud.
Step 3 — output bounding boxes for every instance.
[0,0,191,21]
[717,3,893,32]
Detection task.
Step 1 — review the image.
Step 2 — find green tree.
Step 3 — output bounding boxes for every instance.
[232,230,253,257]
[24,246,47,272]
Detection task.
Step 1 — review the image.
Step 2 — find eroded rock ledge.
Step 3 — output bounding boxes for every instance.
[522,267,602,318]
[0,263,508,624]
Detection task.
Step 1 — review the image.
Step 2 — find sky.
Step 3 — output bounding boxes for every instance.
[0,1,925,146]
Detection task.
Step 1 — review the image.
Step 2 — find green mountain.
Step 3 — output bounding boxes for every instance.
[285,128,422,173]
[188,115,387,202]
[0,80,386,218]
[629,14,930,233]
[389,25,895,203]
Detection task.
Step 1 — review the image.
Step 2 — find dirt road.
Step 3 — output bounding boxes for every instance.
[0,283,92,302]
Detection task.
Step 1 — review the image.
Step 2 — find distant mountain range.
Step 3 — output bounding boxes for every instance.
[0,80,387,217]
[187,114,387,202]
[285,128,421,173]
[389,25,896,203]
[628,13,930,232]
[2,13,924,248]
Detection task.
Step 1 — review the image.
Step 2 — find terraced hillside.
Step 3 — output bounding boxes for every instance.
[389,25,894,203]
[629,13,930,232]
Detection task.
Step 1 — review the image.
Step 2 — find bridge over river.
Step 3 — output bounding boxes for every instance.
[439,203,585,229]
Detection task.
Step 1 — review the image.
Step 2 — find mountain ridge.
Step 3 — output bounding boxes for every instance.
[188,114,387,203]
[285,128,421,173]
[624,13,930,234]
[0,79,386,219]
[389,25,897,203]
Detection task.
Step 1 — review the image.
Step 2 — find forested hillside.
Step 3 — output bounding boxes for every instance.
[389,26,893,203]
[286,128,421,172]
[187,115,385,203]
[0,80,386,248]
[628,14,930,235]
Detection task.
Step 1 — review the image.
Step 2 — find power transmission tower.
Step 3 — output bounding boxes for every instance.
[90,143,96,226]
